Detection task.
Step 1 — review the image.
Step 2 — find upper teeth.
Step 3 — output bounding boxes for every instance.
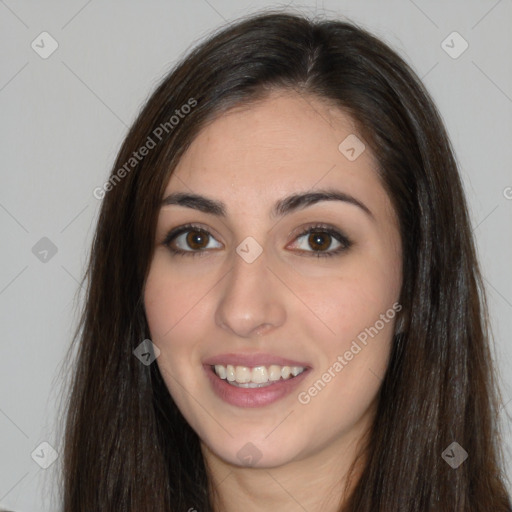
[214,364,305,384]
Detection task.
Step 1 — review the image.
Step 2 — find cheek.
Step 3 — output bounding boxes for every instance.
[295,271,399,431]
[143,252,211,340]
[294,247,401,399]
[143,252,220,393]
[143,258,204,405]
[298,258,400,343]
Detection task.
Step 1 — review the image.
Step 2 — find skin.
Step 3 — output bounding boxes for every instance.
[143,90,402,512]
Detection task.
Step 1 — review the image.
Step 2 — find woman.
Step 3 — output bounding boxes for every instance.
[60,10,511,511]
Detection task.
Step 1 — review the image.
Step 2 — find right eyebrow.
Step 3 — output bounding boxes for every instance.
[161,192,225,216]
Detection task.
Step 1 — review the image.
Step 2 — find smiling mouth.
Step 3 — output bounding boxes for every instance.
[211,364,306,388]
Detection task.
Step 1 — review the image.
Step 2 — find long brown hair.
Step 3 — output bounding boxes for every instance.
[58,10,511,511]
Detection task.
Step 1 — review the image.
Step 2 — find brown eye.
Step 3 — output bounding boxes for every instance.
[185,230,209,250]
[291,224,353,258]
[307,231,332,252]
[163,224,222,256]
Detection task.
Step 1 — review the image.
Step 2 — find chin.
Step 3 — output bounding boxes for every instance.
[202,432,303,469]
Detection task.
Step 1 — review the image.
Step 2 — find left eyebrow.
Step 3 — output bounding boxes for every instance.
[160,187,374,221]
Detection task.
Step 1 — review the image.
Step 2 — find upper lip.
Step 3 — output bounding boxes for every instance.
[203,352,311,368]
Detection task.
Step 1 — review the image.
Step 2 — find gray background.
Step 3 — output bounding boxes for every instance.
[1,0,511,509]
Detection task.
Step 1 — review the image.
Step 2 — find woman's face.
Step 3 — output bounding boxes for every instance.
[144,91,402,469]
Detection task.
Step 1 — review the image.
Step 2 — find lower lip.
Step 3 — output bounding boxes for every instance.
[204,365,310,408]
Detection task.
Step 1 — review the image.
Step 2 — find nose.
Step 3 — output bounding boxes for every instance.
[214,247,286,339]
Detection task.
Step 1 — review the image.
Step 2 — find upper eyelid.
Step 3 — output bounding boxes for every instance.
[163,222,351,248]
[164,223,221,242]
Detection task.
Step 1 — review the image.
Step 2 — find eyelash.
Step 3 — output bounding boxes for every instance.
[161,223,353,259]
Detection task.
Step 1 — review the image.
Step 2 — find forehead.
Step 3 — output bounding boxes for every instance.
[165,91,386,213]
